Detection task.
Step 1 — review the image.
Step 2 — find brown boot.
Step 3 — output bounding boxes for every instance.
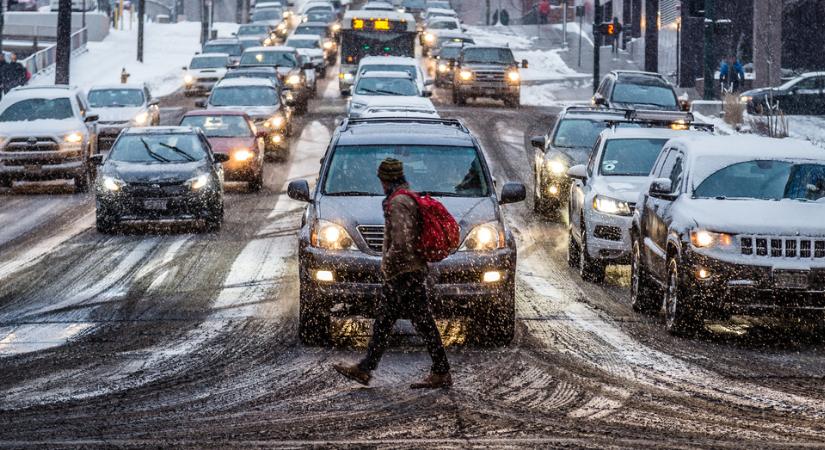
[333,363,371,386]
[410,371,452,389]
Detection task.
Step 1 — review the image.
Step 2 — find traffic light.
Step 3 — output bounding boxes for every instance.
[596,20,622,36]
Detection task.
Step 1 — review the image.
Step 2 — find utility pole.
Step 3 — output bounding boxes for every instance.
[485,0,490,25]
[137,0,145,62]
[0,0,5,54]
[55,0,73,85]
[82,0,87,28]
[643,0,658,73]
[593,0,601,94]
[200,0,209,44]
[702,0,715,100]
[562,0,567,48]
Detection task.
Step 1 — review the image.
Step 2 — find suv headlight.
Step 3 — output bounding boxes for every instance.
[592,195,632,216]
[64,131,83,143]
[460,222,505,251]
[423,33,435,44]
[323,40,334,50]
[690,230,733,249]
[459,70,473,81]
[184,74,194,84]
[187,174,210,191]
[265,115,285,129]
[339,72,354,81]
[437,63,449,73]
[350,101,367,111]
[311,220,356,250]
[132,111,149,126]
[286,74,302,86]
[101,175,125,192]
[507,70,521,83]
[546,159,567,175]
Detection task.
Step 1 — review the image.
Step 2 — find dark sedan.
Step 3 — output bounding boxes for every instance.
[91,127,228,233]
[740,72,825,115]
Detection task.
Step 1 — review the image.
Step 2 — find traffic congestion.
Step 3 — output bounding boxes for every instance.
[1,0,825,446]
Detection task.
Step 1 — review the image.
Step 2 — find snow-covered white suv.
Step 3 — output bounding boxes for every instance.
[630,135,825,336]
[183,53,231,96]
[0,85,99,192]
[567,127,698,282]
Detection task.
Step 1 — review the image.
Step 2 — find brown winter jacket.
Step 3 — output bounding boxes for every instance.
[382,185,428,279]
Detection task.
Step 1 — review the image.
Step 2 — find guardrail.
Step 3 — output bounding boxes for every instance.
[20,28,88,76]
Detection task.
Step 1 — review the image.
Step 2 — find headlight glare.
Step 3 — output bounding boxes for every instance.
[133,111,149,126]
[460,222,504,251]
[267,115,285,129]
[311,220,356,250]
[323,40,334,50]
[437,63,448,73]
[459,70,473,81]
[101,176,124,192]
[188,174,210,190]
[690,230,733,248]
[592,195,632,216]
[332,23,341,32]
[233,148,253,162]
[507,70,521,82]
[286,74,302,85]
[184,74,194,84]
[546,160,567,175]
[424,33,435,44]
[64,132,83,143]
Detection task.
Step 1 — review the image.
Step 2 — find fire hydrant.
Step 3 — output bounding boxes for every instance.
[120,68,130,84]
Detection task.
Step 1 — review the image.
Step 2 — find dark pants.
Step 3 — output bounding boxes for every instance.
[358,271,450,374]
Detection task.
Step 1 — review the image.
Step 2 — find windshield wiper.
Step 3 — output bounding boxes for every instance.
[158,142,196,162]
[420,191,463,197]
[140,138,170,163]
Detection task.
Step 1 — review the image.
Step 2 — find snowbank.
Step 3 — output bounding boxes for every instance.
[31,21,239,97]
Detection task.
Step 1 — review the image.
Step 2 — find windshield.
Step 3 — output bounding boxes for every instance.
[238,25,268,35]
[694,160,825,201]
[0,98,74,122]
[612,83,678,108]
[359,64,417,80]
[190,56,228,69]
[180,115,253,138]
[429,21,458,30]
[439,46,461,58]
[296,26,327,37]
[599,138,668,176]
[325,145,489,197]
[109,134,207,164]
[355,77,419,96]
[403,0,425,7]
[209,86,279,107]
[240,50,297,67]
[552,119,610,149]
[305,5,331,13]
[88,89,144,107]
[203,43,242,56]
[306,11,334,22]
[287,39,320,49]
[252,9,283,21]
[462,48,515,64]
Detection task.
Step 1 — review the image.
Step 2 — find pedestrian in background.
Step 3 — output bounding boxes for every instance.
[5,54,30,92]
[538,0,550,25]
[334,158,453,390]
[0,54,8,96]
[719,55,745,93]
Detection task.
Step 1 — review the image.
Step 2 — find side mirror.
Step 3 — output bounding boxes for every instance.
[567,164,587,181]
[530,135,546,149]
[89,154,104,166]
[287,179,312,202]
[592,93,606,106]
[499,182,526,205]
[213,153,230,163]
[195,100,206,108]
[521,59,528,69]
[649,177,676,200]
[85,114,99,123]
[424,79,434,86]
[422,90,433,97]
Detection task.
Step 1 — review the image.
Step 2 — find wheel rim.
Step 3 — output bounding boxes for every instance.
[666,263,678,328]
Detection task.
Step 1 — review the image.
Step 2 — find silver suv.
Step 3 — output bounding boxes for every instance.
[0,85,99,192]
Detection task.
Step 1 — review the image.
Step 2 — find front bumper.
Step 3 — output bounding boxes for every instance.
[584,210,632,264]
[0,147,86,181]
[300,244,517,317]
[98,125,129,150]
[685,252,825,314]
[456,81,520,98]
[96,188,221,222]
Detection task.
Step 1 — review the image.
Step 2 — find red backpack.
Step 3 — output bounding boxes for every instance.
[387,189,460,262]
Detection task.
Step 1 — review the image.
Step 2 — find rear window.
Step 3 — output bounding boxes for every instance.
[240,50,297,67]
[190,56,228,69]
[599,138,669,176]
[209,86,279,107]
[203,43,242,56]
[181,115,254,138]
[324,145,489,197]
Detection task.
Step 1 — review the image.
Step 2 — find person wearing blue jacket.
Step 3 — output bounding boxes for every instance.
[719,55,745,92]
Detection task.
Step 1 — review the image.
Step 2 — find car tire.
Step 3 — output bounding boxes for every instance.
[299,284,331,346]
[579,227,606,283]
[96,210,116,234]
[630,239,658,314]
[249,169,264,192]
[470,285,515,346]
[664,257,703,336]
[205,202,223,232]
[505,95,520,108]
[567,227,580,268]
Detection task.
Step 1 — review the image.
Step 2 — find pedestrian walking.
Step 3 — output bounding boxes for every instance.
[538,0,550,25]
[0,54,8,95]
[719,55,745,94]
[334,158,452,389]
[5,54,30,92]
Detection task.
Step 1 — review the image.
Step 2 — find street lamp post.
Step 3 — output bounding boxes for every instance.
[702,0,716,100]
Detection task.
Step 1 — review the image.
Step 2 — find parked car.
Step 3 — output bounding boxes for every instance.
[740,72,825,115]
[180,110,267,191]
[0,85,99,192]
[198,78,292,159]
[91,127,228,233]
[630,135,825,335]
[593,70,682,111]
[238,46,313,114]
[452,45,525,107]
[183,53,231,96]
[88,84,160,151]
[287,117,526,345]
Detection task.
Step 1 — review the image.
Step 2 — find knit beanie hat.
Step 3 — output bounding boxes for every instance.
[377,158,405,182]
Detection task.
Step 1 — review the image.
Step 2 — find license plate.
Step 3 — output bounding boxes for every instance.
[484,89,497,96]
[24,165,41,173]
[143,199,167,210]
[774,271,809,290]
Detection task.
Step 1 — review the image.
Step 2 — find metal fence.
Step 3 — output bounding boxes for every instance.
[20,28,88,76]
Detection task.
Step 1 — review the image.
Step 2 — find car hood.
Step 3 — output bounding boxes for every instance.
[295,48,323,58]
[317,195,498,240]
[681,198,825,237]
[591,176,651,204]
[91,106,144,122]
[190,68,227,76]
[206,136,256,154]
[0,118,82,136]
[105,160,208,184]
[207,105,278,120]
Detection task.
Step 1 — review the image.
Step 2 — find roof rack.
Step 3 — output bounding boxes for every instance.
[12,84,75,91]
[340,117,470,133]
[564,106,627,114]
[603,109,715,131]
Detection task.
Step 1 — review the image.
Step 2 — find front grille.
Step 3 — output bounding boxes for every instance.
[474,71,505,82]
[358,225,384,253]
[741,235,825,259]
[4,137,60,152]
[125,182,189,198]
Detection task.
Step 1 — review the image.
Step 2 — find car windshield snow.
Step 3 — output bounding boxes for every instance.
[287,39,320,49]
[599,138,669,176]
[109,134,207,163]
[190,56,228,69]
[429,21,458,30]
[180,115,254,138]
[462,48,515,64]
[0,97,74,121]
[612,82,678,108]
[210,86,279,107]
[88,89,145,108]
[439,46,461,58]
[553,119,619,149]
[694,159,825,201]
[355,77,419,96]
[324,145,489,197]
[203,43,242,56]
[306,11,334,22]
[238,25,269,35]
[240,51,297,67]
[252,8,283,21]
